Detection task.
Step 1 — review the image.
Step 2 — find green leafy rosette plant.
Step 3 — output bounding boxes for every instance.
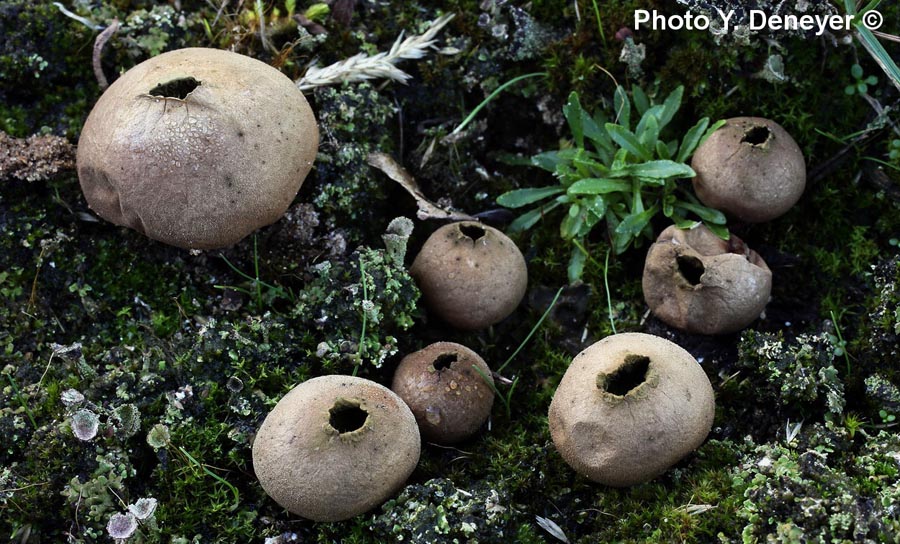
[497,86,727,281]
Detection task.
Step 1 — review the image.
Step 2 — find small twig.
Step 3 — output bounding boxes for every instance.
[92,20,120,90]
[0,481,49,494]
[28,246,46,309]
[872,30,900,43]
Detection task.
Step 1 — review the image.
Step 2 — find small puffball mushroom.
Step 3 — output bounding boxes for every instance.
[391,342,494,444]
[252,375,420,522]
[642,224,771,335]
[77,48,319,249]
[691,116,805,223]
[548,333,715,487]
[410,221,527,330]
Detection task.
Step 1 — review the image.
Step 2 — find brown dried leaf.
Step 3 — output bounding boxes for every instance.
[367,152,475,222]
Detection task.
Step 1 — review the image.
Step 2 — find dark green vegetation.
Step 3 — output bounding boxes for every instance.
[2,0,900,542]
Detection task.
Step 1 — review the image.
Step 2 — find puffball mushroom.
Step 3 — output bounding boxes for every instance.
[391,342,494,444]
[410,221,527,330]
[691,116,805,223]
[77,47,319,249]
[548,333,715,487]
[642,224,772,335]
[252,375,420,522]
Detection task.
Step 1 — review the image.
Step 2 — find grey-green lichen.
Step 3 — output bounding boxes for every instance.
[294,218,420,371]
[737,331,845,417]
[732,424,900,542]
[372,478,514,543]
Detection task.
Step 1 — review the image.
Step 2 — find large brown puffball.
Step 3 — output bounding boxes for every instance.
[548,333,715,487]
[391,342,494,444]
[410,221,527,330]
[252,375,420,522]
[642,224,771,335]
[691,116,805,223]
[77,48,319,249]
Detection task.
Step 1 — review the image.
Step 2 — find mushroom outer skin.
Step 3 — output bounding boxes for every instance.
[691,116,806,223]
[410,221,527,330]
[391,342,494,444]
[548,332,715,487]
[252,375,420,522]
[642,224,772,335]
[77,47,319,250]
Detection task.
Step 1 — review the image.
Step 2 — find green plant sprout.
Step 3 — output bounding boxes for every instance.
[497,86,727,282]
[451,72,548,136]
[827,310,853,374]
[845,0,900,91]
[845,63,878,95]
[6,373,37,429]
[214,236,294,312]
[176,446,240,512]
[475,285,565,418]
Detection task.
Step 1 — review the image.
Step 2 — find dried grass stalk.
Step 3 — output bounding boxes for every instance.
[297,13,454,91]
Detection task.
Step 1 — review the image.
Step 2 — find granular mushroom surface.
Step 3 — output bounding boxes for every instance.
[642,224,772,334]
[252,375,420,522]
[77,47,319,249]
[391,342,494,444]
[549,333,715,487]
[410,221,527,330]
[691,116,805,223]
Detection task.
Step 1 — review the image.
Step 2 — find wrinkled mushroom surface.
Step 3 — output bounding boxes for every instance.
[77,47,319,249]
[691,116,805,223]
[642,224,772,335]
[410,221,527,330]
[391,342,494,444]
[252,375,420,522]
[548,333,715,487]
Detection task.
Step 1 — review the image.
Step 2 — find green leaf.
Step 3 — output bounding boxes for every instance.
[637,112,660,150]
[531,151,564,172]
[568,178,631,195]
[704,222,730,240]
[606,123,651,161]
[509,201,562,232]
[673,217,700,230]
[560,204,584,240]
[633,86,650,116]
[563,92,585,149]
[613,86,631,130]
[656,140,671,160]
[497,186,565,208]
[584,195,607,226]
[582,111,613,157]
[662,194,675,217]
[611,148,629,171]
[568,244,587,283]
[615,205,659,237]
[627,160,695,179]
[658,85,684,129]
[572,153,608,177]
[677,117,711,163]
[677,201,727,224]
[699,119,728,148]
[851,63,864,79]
